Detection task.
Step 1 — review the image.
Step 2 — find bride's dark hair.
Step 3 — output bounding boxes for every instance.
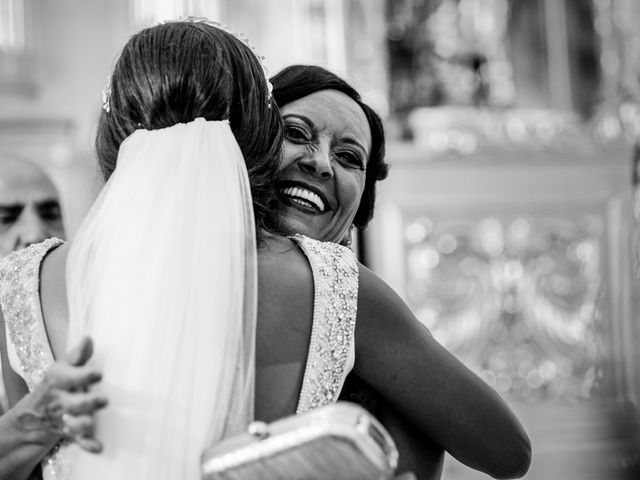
[95,20,282,234]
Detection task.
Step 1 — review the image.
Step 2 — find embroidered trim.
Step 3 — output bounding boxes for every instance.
[291,234,358,413]
[0,238,66,480]
[0,238,62,390]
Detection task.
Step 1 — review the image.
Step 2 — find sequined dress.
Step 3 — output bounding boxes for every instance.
[0,234,358,478]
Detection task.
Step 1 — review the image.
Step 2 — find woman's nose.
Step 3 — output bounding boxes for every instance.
[15,207,49,249]
[298,143,333,180]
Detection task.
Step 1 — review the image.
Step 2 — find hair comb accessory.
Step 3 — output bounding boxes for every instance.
[101,75,111,113]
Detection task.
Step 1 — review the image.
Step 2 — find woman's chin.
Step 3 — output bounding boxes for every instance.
[280,211,347,244]
[280,210,322,238]
[281,218,316,238]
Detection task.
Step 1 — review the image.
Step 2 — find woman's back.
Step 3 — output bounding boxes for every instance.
[37,233,349,423]
[255,234,315,420]
[0,232,340,478]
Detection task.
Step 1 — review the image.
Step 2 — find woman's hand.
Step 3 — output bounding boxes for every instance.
[11,337,107,453]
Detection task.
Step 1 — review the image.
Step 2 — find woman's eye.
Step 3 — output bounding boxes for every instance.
[0,209,20,226]
[37,201,61,219]
[284,125,310,143]
[336,150,365,170]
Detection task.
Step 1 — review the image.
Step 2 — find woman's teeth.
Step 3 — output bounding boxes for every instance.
[281,186,325,212]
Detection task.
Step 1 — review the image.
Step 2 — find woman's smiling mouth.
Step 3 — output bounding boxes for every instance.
[280,186,326,213]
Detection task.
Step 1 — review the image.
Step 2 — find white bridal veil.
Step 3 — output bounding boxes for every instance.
[63,118,257,479]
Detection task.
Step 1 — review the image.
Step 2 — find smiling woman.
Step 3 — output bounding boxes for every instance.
[270,65,531,480]
[277,89,370,243]
[270,65,445,478]
[272,65,388,245]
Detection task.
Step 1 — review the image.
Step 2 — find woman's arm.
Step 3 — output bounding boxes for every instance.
[354,265,531,479]
[0,314,106,480]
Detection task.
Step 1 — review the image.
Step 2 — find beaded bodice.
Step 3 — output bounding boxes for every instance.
[291,234,359,414]
[0,238,66,480]
[0,238,63,389]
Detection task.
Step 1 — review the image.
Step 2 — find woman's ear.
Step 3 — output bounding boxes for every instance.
[341,225,356,249]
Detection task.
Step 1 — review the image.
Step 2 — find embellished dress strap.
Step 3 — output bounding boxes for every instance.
[290,234,359,414]
[0,238,63,390]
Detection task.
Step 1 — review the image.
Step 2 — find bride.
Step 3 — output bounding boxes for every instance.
[0,18,531,480]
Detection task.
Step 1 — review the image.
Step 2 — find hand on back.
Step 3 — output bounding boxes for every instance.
[10,337,106,453]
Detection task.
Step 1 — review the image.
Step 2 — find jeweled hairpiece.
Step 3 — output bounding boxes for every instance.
[101,75,111,113]
[101,17,273,113]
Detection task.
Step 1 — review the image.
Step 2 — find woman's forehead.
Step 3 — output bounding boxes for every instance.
[0,160,58,200]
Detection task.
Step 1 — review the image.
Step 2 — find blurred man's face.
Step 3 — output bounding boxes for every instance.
[0,158,65,256]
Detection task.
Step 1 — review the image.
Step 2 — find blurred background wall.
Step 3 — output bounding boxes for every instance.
[1,0,639,478]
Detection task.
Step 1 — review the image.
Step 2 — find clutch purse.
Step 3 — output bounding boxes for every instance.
[201,401,399,480]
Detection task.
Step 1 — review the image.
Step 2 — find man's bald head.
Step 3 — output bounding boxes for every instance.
[0,155,65,256]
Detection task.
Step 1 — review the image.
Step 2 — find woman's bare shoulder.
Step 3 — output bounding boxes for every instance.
[40,241,69,280]
[257,234,314,310]
[258,234,311,278]
[356,264,427,334]
[39,241,70,359]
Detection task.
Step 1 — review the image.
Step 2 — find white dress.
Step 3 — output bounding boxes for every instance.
[0,234,358,479]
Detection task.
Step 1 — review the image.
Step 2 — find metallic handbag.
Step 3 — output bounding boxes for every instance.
[201,402,399,480]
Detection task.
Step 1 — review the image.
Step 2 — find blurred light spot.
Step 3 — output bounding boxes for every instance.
[437,233,458,254]
[428,131,449,152]
[418,247,440,270]
[575,241,595,262]
[620,102,639,123]
[505,116,527,141]
[495,373,512,393]
[539,360,557,380]
[488,352,508,370]
[454,132,478,154]
[406,222,427,243]
[406,217,433,243]
[479,217,504,256]
[526,370,544,389]
[504,260,523,281]
[510,218,531,239]
[599,113,622,140]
